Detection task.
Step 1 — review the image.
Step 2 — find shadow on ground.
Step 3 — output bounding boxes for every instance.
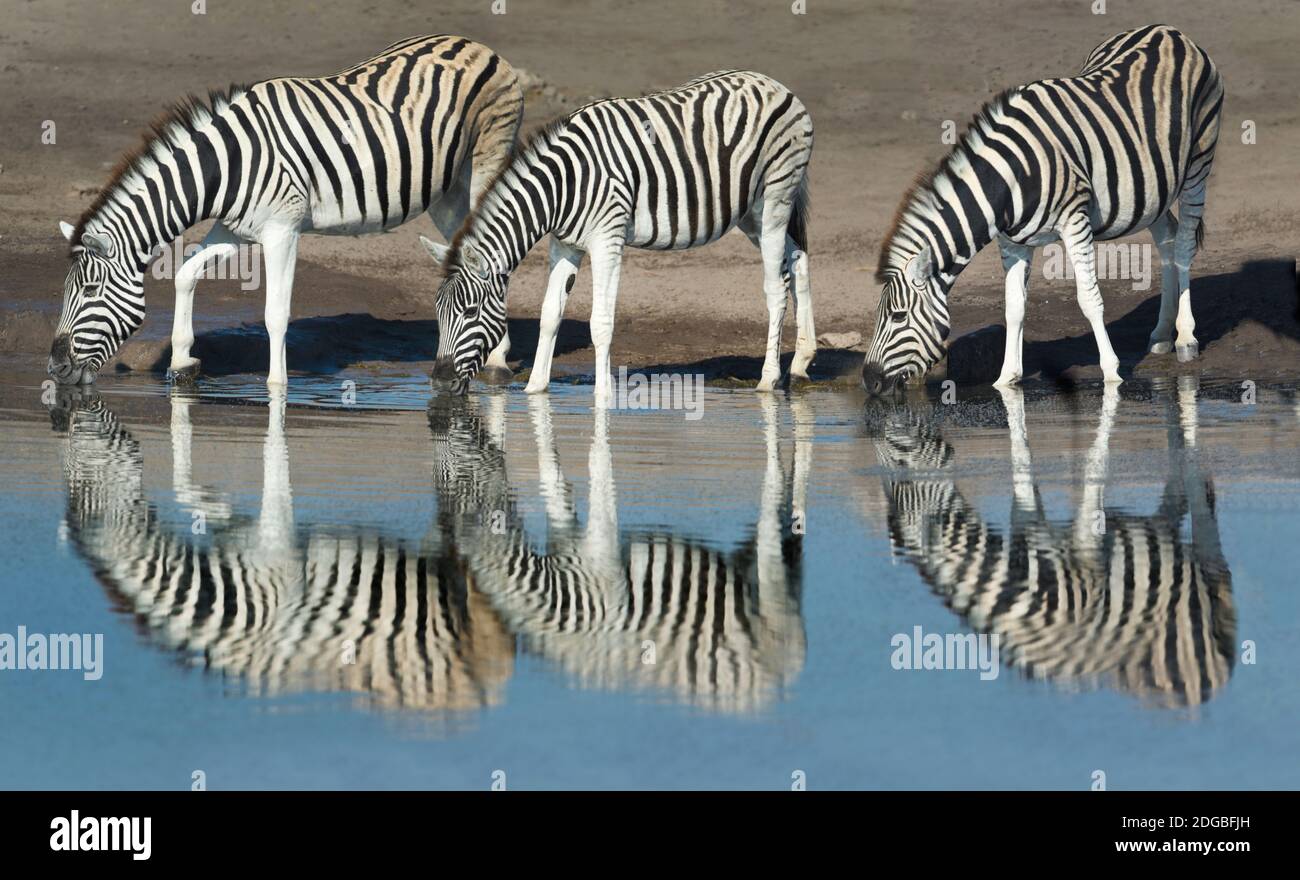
[118,259,1296,388]
[142,314,591,377]
[946,258,1299,386]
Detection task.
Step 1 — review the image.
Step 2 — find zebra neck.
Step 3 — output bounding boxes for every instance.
[882,154,1016,289]
[459,142,565,272]
[82,122,233,271]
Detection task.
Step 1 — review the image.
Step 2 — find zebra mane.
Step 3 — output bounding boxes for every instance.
[875,87,1019,283]
[69,85,248,257]
[444,118,571,276]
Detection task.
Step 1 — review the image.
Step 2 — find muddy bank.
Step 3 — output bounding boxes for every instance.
[1,0,1297,389]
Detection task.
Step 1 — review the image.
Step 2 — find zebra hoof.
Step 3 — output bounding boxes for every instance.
[478,365,514,386]
[1148,340,1173,355]
[167,360,202,384]
[1176,341,1199,363]
[788,373,814,391]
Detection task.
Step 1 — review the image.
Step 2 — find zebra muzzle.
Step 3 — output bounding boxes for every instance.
[861,363,905,399]
[47,335,93,385]
[430,358,468,396]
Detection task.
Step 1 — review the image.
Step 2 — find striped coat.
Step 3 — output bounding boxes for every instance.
[51,35,523,387]
[425,70,815,401]
[862,25,1223,393]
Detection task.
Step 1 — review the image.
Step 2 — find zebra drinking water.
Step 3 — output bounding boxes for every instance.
[49,35,524,388]
[861,25,1223,395]
[421,70,814,405]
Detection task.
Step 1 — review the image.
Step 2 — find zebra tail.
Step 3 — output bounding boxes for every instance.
[787,172,810,253]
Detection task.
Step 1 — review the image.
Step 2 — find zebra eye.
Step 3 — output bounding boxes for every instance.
[890,310,908,324]
[83,283,103,300]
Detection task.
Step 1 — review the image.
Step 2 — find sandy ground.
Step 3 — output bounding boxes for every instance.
[1,0,1296,388]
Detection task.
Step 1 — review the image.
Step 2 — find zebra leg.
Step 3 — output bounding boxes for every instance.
[1060,212,1122,384]
[525,240,585,395]
[996,385,1041,516]
[168,221,242,382]
[260,227,300,388]
[1072,382,1119,553]
[789,242,816,385]
[169,393,232,523]
[588,239,626,409]
[257,387,294,548]
[1173,181,1207,362]
[790,395,814,535]
[527,393,579,531]
[1146,211,1179,355]
[756,202,791,392]
[995,238,1033,387]
[756,394,785,553]
[582,406,620,573]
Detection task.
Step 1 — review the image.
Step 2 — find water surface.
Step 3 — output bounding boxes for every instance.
[1,373,1297,789]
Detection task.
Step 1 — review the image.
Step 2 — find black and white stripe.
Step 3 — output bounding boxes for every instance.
[424,70,814,402]
[58,397,513,715]
[51,35,523,387]
[869,385,1236,707]
[862,24,1223,394]
[58,393,806,715]
[430,396,808,712]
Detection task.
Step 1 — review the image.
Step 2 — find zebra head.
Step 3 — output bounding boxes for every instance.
[861,244,950,398]
[50,221,145,385]
[421,236,508,395]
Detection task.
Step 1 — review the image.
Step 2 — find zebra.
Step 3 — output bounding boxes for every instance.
[867,381,1236,708]
[49,35,523,388]
[420,70,815,405]
[429,393,809,712]
[56,393,515,716]
[860,24,1223,396]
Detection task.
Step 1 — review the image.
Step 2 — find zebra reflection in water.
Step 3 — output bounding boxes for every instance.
[429,394,808,713]
[56,391,514,716]
[55,390,807,717]
[869,380,1235,708]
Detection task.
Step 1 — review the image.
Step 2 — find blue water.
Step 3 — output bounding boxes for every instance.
[1,373,1297,790]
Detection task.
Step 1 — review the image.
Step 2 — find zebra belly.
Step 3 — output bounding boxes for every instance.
[627,208,744,250]
[1089,209,1169,242]
[304,202,426,236]
[1085,182,1179,241]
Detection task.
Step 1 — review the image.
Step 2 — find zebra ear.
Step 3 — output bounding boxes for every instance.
[418,235,452,266]
[904,245,933,288]
[461,244,491,280]
[59,221,76,243]
[80,231,116,259]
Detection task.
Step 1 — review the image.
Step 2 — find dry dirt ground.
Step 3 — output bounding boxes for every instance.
[1,0,1296,389]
